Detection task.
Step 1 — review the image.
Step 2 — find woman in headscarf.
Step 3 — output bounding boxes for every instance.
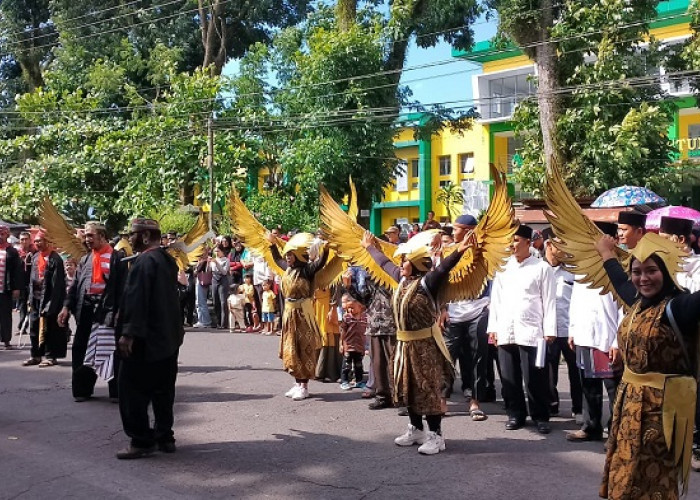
[268,232,329,401]
[362,230,472,455]
[596,232,699,499]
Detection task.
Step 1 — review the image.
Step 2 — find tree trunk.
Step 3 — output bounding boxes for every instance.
[336,0,357,33]
[198,0,228,75]
[535,0,562,174]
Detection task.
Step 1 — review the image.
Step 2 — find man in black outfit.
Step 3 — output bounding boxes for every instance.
[0,224,22,349]
[115,218,184,459]
[58,222,128,401]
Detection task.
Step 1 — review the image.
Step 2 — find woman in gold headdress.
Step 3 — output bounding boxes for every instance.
[320,165,516,455]
[595,233,699,500]
[542,163,699,499]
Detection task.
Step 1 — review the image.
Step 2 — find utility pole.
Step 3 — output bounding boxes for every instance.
[207,114,215,230]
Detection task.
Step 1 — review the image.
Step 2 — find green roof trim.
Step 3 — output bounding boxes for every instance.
[454,0,691,64]
[394,140,420,149]
[372,200,420,209]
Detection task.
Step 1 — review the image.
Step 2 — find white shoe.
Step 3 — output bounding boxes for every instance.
[292,386,309,401]
[394,425,427,446]
[285,384,300,398]
[573,413,584,425]
[418,431,445,455]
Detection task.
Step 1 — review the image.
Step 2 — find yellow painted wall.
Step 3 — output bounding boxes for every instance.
[678,110,700,159]
[482,55,533,74]
[381,206,420,232]
[650,22,692,40]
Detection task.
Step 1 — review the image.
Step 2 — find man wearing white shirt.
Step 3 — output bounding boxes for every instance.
[487,224,557,434]
[566,280,621,442]
[542,228,582,421]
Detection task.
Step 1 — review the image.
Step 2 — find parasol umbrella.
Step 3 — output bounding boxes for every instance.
[591,186,666,208]
[644,206,700,231]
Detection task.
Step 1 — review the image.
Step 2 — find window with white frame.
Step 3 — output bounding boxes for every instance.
[438,155,451,176]
[459,153,475,175]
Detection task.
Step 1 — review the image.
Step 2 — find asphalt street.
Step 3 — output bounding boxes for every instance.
[2,325,698,500]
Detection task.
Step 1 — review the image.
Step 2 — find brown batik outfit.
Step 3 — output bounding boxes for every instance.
[601,298,697,500]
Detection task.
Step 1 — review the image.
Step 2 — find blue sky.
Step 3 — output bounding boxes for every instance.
[222,15,498,110]
[399,19,497,108]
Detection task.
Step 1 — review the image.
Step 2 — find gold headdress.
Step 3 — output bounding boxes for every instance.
[393,232,438,273]
[629,232,688,290]
[282,233,315,263]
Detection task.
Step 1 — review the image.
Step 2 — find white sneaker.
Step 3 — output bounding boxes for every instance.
[394,425,427,446]
[292,386,309,401]
[418,431,446,455]
[285,384,299,398]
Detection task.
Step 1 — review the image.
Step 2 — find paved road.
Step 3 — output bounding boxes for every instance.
[2,327,698,500]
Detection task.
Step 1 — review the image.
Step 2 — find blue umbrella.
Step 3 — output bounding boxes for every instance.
[591,186,666,208]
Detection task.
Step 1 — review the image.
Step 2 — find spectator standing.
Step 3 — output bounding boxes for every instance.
[487,224,557,434]
[260,280,277,335]
[23,231,67,367]
[542,228,583,421]
[241,274,259,331]
[193,250,212,328]
[209,246,230,329]
[0,224,21,349]
[421,211,442,231]
[339,294,367,390]
[115,218,184,459]
[227,284,245,332]
[16,231,34,336]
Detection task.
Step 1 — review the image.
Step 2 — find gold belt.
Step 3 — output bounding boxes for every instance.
[396,323,452,366]
[622,367,697,495]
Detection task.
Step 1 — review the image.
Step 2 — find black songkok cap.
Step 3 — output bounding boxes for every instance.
[594,221,618,238]
[617,211,646,228]
[514,224,533,240]
[660,216,693,239]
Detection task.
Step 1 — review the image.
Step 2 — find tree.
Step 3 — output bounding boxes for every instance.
[489,1,676,196]
[436,182,465,222]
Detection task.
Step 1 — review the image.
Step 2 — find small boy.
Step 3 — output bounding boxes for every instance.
[227,284,245,333]
[241,274,258,332]
[260,279,277,335]
[339,293,368,391]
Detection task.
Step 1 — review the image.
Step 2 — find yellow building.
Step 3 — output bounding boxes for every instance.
[450,0,700,201]
[380,1,700,233]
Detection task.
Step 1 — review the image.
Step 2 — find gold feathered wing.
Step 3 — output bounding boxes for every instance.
[348,176,359,222]
[313,247,347,290]
[439,164,517,303]
[166,213,216,271]
[229,189,286,277]
[319,185,400,290]
[543,161,630,308]
[39,198,87,261]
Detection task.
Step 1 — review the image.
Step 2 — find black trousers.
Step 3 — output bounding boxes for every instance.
[443,309,489,401]
[341,351,364,384]
[580,370,620,436]
[370,335,396,402]
[547,337,583,414]
[498,344,550,422]
[72,304,119,398]
[29,298,67,359]
[118,350,179,448]
[181,288,195,326]
[486,343,499,399]
[0,292,12,343]
[211,277,230,328]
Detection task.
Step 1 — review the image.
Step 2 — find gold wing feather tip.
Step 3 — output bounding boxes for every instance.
[228,188,285,277]
[39,198,87,261]
[318,185,398,290]
[543,160,630,309]
[440,165,517,303]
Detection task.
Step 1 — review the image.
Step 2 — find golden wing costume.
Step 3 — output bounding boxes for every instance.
[229,188,286,277]
[543,161,631,308]
[39,198,88,261]
[321,164,516,303]
[439,164,517,303]
[166,214,215,271]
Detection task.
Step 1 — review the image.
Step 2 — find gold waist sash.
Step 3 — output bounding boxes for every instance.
[622,367,697,494]
[396,323,452,366]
